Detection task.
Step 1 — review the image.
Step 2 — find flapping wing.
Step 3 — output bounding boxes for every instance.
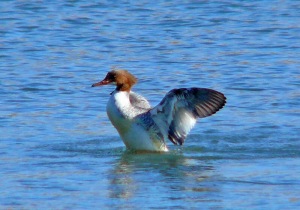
[150,88,226,145]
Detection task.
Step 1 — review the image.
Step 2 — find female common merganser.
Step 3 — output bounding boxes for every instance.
[92,70,226,152]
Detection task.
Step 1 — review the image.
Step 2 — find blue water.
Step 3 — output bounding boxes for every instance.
[1,0,300,209]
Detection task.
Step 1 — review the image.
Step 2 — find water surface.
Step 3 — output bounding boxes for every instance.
[1,0,300,209]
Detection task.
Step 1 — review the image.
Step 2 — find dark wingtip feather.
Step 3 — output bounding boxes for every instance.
[195,88,226,118]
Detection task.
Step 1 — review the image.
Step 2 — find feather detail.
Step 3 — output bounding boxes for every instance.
[129,91,151,110]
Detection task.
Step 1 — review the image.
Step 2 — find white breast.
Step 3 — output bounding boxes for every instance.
[106,90,168,152]
[106,91,132,134]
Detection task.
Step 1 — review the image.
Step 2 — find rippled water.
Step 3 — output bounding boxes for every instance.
[1,0,300,209]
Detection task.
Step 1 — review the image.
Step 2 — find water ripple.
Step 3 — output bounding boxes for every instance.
[1,0,300,209]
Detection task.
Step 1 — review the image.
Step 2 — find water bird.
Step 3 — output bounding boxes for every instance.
[92,70,226,152]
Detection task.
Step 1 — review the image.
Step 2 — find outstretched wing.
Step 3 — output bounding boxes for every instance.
[149,88,226,145]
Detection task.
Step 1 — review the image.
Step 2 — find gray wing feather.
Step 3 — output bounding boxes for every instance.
[129,91,151,110]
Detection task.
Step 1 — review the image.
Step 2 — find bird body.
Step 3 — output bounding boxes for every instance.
[92,70,226,152]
